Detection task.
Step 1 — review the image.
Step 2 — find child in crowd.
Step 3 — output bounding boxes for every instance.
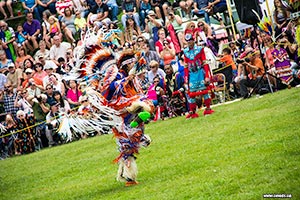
[48,16,61,38]
[14,25,32,52]
[218,47,237,76]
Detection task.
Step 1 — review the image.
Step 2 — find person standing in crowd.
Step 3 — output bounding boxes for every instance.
[27,93,49,148]
[183,33,214,118]
[23,12,41,51]
[15,110,36,154]
[45,100,60,147]
[165,8,184,51]
[0,82,19,118]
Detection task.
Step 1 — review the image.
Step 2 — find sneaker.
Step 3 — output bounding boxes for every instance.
[125,181,139,187]
[203,109,214,116]
[191,113,199,118]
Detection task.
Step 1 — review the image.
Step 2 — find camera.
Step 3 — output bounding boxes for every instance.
[47,123,53,130]
[36,95,43,103]
[236,57,250,64]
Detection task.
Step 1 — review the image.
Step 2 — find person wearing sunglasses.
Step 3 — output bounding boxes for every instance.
[183,33,214,118]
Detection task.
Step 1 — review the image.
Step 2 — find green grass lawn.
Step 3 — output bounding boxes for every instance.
[1,88,299,200]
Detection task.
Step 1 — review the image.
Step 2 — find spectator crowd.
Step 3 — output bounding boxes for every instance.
[0,0,299,159]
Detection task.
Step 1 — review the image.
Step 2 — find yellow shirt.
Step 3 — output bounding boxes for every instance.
[74,18,87,31]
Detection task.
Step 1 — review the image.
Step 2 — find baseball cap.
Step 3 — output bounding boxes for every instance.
[25,68,34,73]
[148,10,156,16]
[8,62,15,68]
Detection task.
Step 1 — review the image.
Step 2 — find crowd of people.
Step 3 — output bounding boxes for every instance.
[0,0,299,162]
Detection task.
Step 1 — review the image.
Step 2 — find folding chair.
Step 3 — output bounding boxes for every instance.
[211,73,231,103]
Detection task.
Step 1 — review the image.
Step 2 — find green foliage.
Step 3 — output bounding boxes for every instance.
[0,88,299,200]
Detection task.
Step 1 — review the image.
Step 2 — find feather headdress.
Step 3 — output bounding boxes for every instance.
[257,17,273,36]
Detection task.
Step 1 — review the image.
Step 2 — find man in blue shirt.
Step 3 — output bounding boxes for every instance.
[23,12,41,51]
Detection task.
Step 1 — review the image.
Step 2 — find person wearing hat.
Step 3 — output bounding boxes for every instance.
[28,93,50,148]
[6,62,23,91]
[237,50,265,99]
[121,0,140,29]
[145,10,163,51]
[45,100,60,147]
[183,33,214,118]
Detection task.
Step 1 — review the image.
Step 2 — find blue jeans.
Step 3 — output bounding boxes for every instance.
[38,3,56,16]
[139,9,150,28]
[121,13,140,29]
[107,3,119,21]
[192,9,210,25]
[24,7,41,21]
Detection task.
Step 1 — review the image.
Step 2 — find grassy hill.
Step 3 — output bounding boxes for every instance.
[0,88,299,200]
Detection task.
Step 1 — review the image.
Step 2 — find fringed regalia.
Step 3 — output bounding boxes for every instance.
[183,41,214,117]
[272,47,294,85]
[56,28,154,186]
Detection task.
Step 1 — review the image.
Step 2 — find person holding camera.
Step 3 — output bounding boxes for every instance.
[238,50,265,99]
[14,89,33,116]
[165,8,184,52]
[45,101,60,147]
[27,93,49,149]
[144,10,163,50]
[160,39,176,66]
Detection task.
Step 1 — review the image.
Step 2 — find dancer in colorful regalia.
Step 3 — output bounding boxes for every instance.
[101,50,154,186]
[57,28,154,186]
[183,33,214,118]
